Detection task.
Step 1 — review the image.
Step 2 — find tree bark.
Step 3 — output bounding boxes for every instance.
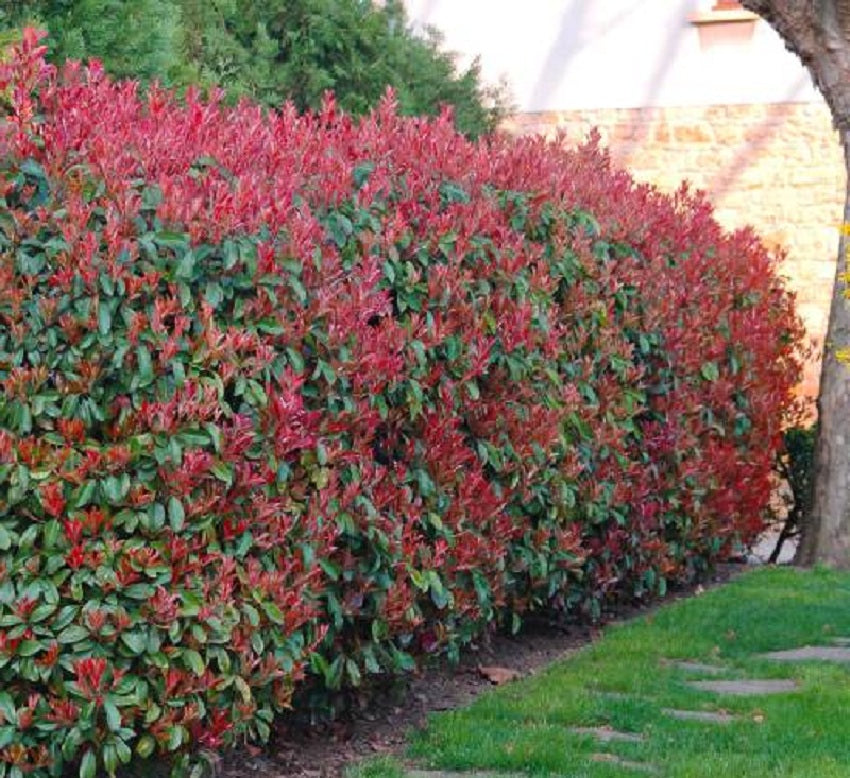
[741,0,850,565]
[797,129,850,565]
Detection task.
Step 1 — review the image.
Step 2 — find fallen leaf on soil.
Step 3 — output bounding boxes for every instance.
[478,665,522,684]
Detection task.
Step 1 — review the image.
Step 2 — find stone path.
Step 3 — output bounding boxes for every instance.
[407,772,525,778]
[661,708,736,723]
[687,678,799,695]
[664,660,725,675]
[569,726,645,743]
[403,641,850,776]
[760,645,850,662]
[590,753,659,773]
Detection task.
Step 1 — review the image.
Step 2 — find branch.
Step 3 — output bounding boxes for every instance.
[739,0,819,61]
[741,0,850,127]
[739,0,798,14]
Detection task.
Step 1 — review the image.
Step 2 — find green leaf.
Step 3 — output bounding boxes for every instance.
[233,676,252,704]
[17,640,42,657]
[203,423,222,453]
[176,430,209,447]
[286,347,305,373]
[120,631,147,655]
[0,693,15,722]
[98,304,111,336]
[345,658,362,686]
[115,739,132,765]
[0,525,10,552]
[183,649,205,676]
[20,158,47,181]
[251,631,263,654]
[439,180,471,205]
[79,750,96,778]
[52,605,78,631]
[223,240,239,270]
[211,461,233,488]
[62,727,82,761]
[262,602,286,625]
[154,231,187,249]
[204,281,223,309]
[103,743,118,777]
[179,590,203,617]
[176,251,195,280]
[19,403,31,434]
[167,725,184,751]
[29,603,56,623]
[701,362,720,382]
[241,603,259,627]
[57,625,90,644]
[353,161,375,189]
[71,480,96,509]
[318,558,340,581]
[429,572,449,609]
[137,346,153,386]
[123,584,155,600]
[167,497,185,531]
[391,647,416,673]
[103,699,122,732]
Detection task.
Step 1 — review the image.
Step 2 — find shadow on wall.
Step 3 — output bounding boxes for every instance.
[528,0,691,114]
[527,0,590,112]
[501,0,829,209]
[702,73,811,200]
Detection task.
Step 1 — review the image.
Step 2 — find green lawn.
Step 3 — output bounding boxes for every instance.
[348,567,850,778]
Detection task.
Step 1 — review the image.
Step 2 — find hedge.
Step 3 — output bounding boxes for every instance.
[0,30,802,777]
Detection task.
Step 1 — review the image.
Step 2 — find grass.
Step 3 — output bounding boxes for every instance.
[347,566,850,777]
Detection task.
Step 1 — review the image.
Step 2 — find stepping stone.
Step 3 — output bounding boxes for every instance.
[590,754,659,773]
[569,726,645,743]
[407,772,524,778]
[761,645,850,663]
[687,679,798,695]
[662,708,736,723]
[665,660,725,675]
[829,637,850,646]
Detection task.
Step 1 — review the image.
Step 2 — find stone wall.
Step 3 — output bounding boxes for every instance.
[505,101,846,404]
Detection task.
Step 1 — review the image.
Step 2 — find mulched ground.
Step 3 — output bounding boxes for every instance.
[216,563,746,778]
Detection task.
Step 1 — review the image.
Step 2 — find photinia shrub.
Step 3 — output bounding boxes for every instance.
[0,29,802,777]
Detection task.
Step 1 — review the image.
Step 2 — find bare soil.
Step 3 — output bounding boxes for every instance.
[216,563,744,778]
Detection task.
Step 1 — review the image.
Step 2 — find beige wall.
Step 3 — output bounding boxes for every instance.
[505,102,846,402]
[406,1,820,111]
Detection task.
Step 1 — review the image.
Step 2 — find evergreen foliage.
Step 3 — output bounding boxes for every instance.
[0,0,505,136]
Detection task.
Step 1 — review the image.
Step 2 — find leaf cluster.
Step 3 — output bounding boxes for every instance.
[0,34,804,776]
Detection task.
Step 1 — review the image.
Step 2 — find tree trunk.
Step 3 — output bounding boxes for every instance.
[796,129,850,566]
[740,0,850,565]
